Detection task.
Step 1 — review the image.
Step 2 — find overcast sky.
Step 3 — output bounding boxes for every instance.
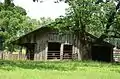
[0,0,69,20]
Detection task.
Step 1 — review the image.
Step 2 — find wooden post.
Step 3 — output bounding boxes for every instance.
[72,45,75,59]
[39,44,42,61]
[60,43,64,60]
[77,40,81,60]
[19,46,22,60]
[1,52,3,59]
[0,51,3,59]
[45,42,48,61]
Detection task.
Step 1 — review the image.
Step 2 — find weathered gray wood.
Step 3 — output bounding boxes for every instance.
[60,43,64,60]
[19,46,22,60]
[45,42,48,61]
[16,29,89,61]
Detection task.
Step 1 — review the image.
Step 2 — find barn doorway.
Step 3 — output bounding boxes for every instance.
[63,45,72,59]
[91,45,112,62]
[47,42,61,59]
[26,43,35,60]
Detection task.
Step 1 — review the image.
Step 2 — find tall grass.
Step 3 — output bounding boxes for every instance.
[0,60,120,71]
[0,60,120,79]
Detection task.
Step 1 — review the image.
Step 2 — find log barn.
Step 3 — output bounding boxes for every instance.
[14,25,114,62]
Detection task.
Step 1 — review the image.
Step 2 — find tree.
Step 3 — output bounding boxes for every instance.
[0,0,39,51]
[38,17,54,26]
[32,0,120,60]
[97,0,120,41]
[0,0,55,52]
[32,0,120,38]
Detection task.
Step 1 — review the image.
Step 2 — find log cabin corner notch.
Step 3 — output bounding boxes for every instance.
[13,25,114,62]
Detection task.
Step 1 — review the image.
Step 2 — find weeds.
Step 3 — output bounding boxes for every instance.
[0,60,120,79]
[0,60,119,71]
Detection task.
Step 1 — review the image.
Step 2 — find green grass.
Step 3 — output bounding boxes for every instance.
[0,60,120,79]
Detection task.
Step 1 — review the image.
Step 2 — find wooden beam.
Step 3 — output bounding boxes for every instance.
[60,43,64,60]
[45,42,48,61]
[19,46,22,60]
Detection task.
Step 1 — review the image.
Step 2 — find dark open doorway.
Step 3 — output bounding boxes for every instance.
[91,45,112,62]
[25,43,35,60]
[63,45,72,59]
[47,42,61,59]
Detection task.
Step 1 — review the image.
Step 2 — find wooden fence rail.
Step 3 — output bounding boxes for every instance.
[0,53,27,60]
[0,49,120,61]
[113,49,120,62]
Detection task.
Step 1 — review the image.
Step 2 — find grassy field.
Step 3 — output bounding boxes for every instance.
[0,60,120,79]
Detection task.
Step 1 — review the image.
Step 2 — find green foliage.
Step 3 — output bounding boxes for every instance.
[46,0,120,42]
[32,0,120,37]
[0,0,39,51]
[39,17,53,25]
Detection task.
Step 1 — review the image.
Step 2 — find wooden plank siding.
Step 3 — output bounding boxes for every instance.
[17,26,114,61]
[18,29,81,60]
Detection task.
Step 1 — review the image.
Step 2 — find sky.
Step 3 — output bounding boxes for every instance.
[0,0,69,20]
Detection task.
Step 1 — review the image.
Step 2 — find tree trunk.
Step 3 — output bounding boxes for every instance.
[76,31,91,60]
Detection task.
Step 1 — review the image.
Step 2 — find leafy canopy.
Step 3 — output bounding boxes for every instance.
[0,0,39,51]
